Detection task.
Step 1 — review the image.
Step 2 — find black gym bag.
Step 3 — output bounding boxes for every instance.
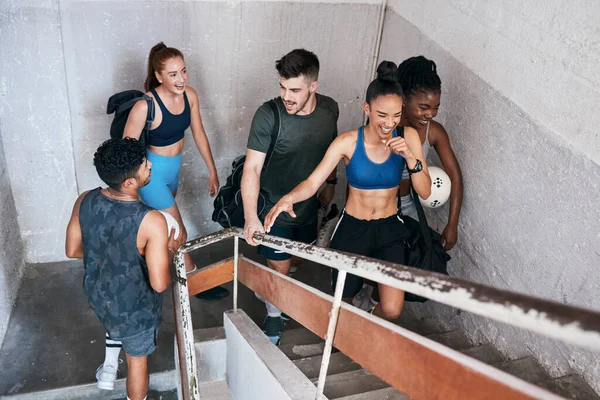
[212,100,280,228]
[398,129,451,303]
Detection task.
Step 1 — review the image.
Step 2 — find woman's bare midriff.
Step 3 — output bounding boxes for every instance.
[148,139,184,157]
[345,186,398,220]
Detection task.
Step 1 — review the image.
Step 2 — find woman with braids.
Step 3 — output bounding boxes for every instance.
[123,42,229,299]
[264,61,431,319]
[397,55,463,250]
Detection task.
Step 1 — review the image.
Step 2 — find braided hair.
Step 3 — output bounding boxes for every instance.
[396,56,441,98]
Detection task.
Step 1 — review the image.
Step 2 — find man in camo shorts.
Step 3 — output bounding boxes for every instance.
[66,138,176,400]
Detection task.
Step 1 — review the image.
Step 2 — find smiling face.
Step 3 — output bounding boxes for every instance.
[403,90,441,129]
[279,75,318,115]
[364,94,403,140]
[155,56,188,95]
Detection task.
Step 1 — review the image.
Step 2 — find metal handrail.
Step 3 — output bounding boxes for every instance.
[174,227,600,400]
[180,227,600,350]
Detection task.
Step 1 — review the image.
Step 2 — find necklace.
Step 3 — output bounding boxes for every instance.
[106,188,138,201]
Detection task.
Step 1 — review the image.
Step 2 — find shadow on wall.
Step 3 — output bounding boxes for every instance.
[378,8,600,394]
[0,136,26,348]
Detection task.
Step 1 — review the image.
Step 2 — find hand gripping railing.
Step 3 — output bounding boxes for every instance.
[173,227,600,399]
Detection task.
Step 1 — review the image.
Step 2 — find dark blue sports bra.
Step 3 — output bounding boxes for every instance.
[346,126,405,190]
[148,89,191,147]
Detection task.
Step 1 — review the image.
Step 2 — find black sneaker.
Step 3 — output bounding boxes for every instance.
[195,286,230,301]
[263,316,283,345]
[281,312,291,321]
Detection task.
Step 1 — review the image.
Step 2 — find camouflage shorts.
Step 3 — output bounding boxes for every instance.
[120,326,159,357]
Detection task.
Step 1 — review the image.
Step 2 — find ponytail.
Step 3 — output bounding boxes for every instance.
[144,42,185,92]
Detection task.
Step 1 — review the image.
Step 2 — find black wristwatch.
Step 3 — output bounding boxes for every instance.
[326,178,338,185]
[407,159,423,174]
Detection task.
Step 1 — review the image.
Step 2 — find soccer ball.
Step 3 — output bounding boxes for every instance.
[419,166,451,208]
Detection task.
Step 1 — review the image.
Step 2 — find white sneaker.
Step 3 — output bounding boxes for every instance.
[352,284,374,311]
[96,364,117,390]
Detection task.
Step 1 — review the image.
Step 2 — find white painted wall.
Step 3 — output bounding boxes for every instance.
[0,0,382,262]
[0,136,25,348]
[381,0,600,392]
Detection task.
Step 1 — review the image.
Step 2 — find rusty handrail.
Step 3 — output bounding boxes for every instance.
[179,227,600,350]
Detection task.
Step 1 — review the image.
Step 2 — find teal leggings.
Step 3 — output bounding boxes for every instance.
[139,150,182,210]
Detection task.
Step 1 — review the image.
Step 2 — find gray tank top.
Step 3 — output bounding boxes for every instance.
[401,121,431,180]
[79,188,162,339]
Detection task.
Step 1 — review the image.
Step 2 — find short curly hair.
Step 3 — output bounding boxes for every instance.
[93,138,146,189]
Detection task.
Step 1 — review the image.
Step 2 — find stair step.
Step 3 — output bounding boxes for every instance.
[493,356,550,384]
[280,327,323,346]
[426,330,472,350]
[279,342,325,360]
[197,380,233,400]
[333,387,409,400]
[2,370,176,400]
[538,374,600,400]
[398,317,445,336]
[311,369,390,399]
[459,344,505,365]
[293,352,361,379]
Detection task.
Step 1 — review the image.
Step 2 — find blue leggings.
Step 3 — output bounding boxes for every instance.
[139,150,182,210]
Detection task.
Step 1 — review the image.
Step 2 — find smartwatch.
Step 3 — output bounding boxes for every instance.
[407,159,423,174]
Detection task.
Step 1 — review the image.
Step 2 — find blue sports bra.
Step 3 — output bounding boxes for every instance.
[346,126,405,190]
[148,89,191,147]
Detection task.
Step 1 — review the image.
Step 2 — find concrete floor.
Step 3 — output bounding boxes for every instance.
[0,238,332,397]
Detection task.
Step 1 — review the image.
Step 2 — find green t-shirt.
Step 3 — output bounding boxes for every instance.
[246,94,339,227]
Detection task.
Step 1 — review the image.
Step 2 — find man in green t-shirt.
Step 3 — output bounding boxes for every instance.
[241,49,339,344]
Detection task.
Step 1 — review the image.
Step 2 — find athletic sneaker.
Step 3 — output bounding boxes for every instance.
[96,364,117,390]
[263,316,284,345]
[352,284,373,311]
[281,312,291,321]
[288,266,298,276]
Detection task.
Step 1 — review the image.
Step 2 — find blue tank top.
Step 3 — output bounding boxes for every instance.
[346,126,405,190]
[79,188,162,339]
[148,89,191,147]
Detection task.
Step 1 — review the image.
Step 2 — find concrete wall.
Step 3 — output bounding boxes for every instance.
[0,1,79,263]
[381,0,600,391]
[0,0,382,263]
[0,135,26,348]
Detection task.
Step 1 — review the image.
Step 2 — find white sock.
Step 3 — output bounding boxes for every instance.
[255,292,265,302]
[265,300,282,317]
[104,333,122,371]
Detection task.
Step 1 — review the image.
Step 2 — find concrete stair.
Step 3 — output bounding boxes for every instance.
[279,327,408,399]
[276,314,600,400]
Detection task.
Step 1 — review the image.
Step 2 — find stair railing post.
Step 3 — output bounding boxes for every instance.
[233,236,239,312]
[173,250,201,399]
[315,269,347,400]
